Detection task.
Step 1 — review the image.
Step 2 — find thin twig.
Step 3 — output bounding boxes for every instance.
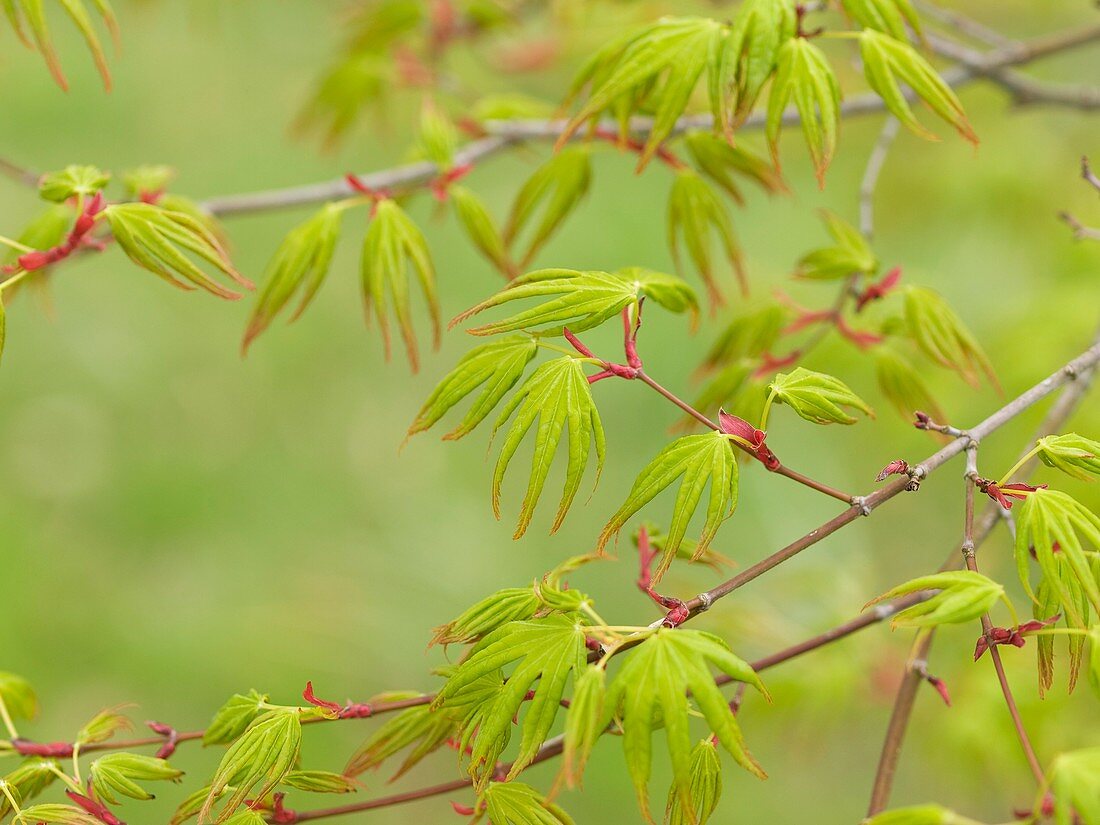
[860,117,900,240]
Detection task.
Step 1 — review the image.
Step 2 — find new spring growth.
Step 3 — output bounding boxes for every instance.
[636,527,689,628]
[8,192,107,273]
[718,410,780,470]
[146,721,180,760]
[67,790,124,825]
[565,303,645,384]
[302,682,372,720]
[855,266,902,312]
[973,615,1061,661]
[975,478,1047,510]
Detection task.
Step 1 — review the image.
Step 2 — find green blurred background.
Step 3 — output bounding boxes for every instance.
[0,2,1097,823]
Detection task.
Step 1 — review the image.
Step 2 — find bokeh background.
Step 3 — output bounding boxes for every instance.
[0,2,1097,823]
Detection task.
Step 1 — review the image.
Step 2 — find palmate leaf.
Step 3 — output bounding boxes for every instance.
[840,0,922,42]
[361,198,441,372]
[472,782,575,825]
[1034,564,1091,695]
[106,204,253,301]
[902,287,996,388]
[860,30,977,144]
[491,357,605,539]
[343,699,455,780]
[11,804,100,825]
[865,571,1006,628]
[1046,748,1100,825]
[701,303,789,370]
[873,348,945,421]
[0,760,57,818]
[408,335,538,442]
[714,0,797,131]
[795,211,877,280]
[200,708,302,824]
[560,17,724,170]
[559,666,606,789]
[450,185,514,277]
[766,37,841,186]
[665,740,722,825]
[0,672,38,722]
[504,148,592,268]
[1015,489,1100,621]
[1035,433,1100,482]
[767,367,873,425]
[607,628,767,823]
[454,267,696,337]
[242,203,343,352]
[280,770,357,794]
[668,170,746,303]
[598,431,738,579]
[684,132,787,205]
[38,165,110,203]
[3,0,119,91]
[202,690,268,746]
[88,753,182,804]
[75,707,131,746]
[433,615,589,789]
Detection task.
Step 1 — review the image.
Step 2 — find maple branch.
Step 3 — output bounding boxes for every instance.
[859,116,900,240]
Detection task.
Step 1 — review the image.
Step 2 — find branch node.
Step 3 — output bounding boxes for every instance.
[851,496,872,516]
[695,591,714,612]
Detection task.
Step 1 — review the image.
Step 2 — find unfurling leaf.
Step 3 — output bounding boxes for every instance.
[242,204,343,352]
[1,204,75,279]
[1033,572,1088,696]
[491,357,605,538]
[201,708,302,823]
[865,571,1006,628]
[10,803,100,825]
[171,785,221,825]
[684,132,787,204]
[417,97,458,169]
[902,287,995,388]
[0,759,57,817]
[76,706,131,745]
[360,198,440,372]
[795,211,877,280]
[472,782,576,825]
[701,304,789,370]
[1035,433,1100,482]
[343,700,454,780]
[431,587,543,648]
[504,148,591,267]
[767,367,873,425]
[863,805,990,825]
[559,666,606,789]
[560,17,723,169]
[281,770,358,794]
[665,740,722,825]
[2,0,119,90]
[668,170,746,302]
[105,203,252,300]
[450,185,514,277]
[408,335,538,441]
[607,628,767,822]
[202,690,268,746]
[433,615,588,789]
[453,268,696,337]
[89,753,182,804]
[0,672,38,722]
[598,431,738,578]
[38,165,110,203]
[220,813,266,825]
[766,37,841,186]
[840,0,922,42]
[1046,748,1100,825]
[873,349,944,421]
[860,30,977,144]
[1015,489,1100,621]
[690,360,755,422]
[716,0,797,130]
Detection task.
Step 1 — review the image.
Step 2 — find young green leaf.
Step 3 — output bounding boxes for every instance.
[599,431,738,578]
[684,132,787,204]
[170,785,222,825]
[860,30,977,144]
[767,367,873,425]
[620,268,700,323]
[701,303,789,370]
[0,672,38,723]
[1035,433,1100,482]
[504,147,592,267]
[220,813,266,825]
[665,739,722,825]
[89,753,182,804]
[864,805,990,825]
[202,690,268,746]
[795,211,877,280]
[766,37,841,186]
[4,0,119,90]
[11,803,100,825]
[472,781,576,825]
[433,615,588,788]
[106,203,253,300]
[491,357,605,538]
[668,170,747,302]
[1046,748,1100,825]
[559,665,606,789]
[281,770,358,794]
[873,348,945,421]
[0,204,74,284]
[865,571,1006,628]
[76,707,131,746]
[431,587,544,647]
[1033,570,1088,696]
[689,360,755,422]
[408,335,538,441]
[840,0,922,42]
[902,287,995,388]
[560,17,723,169]
[1015,489,1100,620]
[417,97,458,169]
[450,185,514,277]
[343,700,455,780]
[606,628,767,822]
[717,0,797,129]
[0,759,58,817]
[38,165,110,203]
[361,198,441,372]
[242,203,343,352]
[201,708,302,823]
